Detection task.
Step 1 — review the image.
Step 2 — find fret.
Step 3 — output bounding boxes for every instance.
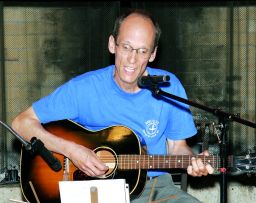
[128,155,130,169]
[168,156,170,168]
[122,155,125,169]
[182,155,183,168]
[208,155,211,167]
[120,154,122,169]
[132,154,134,169]
[136,155,139,169]
[136,155,139,168]
[216,155,218,168]
[125,155,127,169]
[164,155,168,168]
[163,155,165,168]
[136,155,138,169]
[124,155,127,169]
[167,157,171,168]
[177,155,181,168]
[175,155,177,168]
[157,154,159,169]
[133,155,136,169]
[134,155,136,168]
[127,155,129,169]
[143,154,145,169]
[148,156,149,168]
[212,155,214,168]
[216,155,218,169]
[151,155,153,169]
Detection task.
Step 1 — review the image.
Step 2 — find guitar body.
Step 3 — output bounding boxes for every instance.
[20,120,147,203]
[20,120,256,203]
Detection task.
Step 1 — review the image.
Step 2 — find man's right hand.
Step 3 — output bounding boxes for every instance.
[12,106,109,177]
[67,143,109,177]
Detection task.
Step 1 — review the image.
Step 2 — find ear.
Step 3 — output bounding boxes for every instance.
[108,35,116,54]
[148,47,157,62]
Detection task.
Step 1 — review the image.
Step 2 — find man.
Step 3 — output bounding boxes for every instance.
[12,9,213,202]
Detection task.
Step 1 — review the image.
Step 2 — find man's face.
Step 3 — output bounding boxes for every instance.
[108,14,157,92]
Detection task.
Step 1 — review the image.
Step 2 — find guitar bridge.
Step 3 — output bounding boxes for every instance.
[63,156,70,181]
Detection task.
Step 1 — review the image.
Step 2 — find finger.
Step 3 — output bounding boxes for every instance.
[90,155,109,172]
[90,164,108,176]
[191,157,200,175]
[81,161,105,177]
[196,158,209,176]
[199,150,209,156]
[187,165,193,175]
[187,165,200,177]
[206,164,214,174]
[202,150,209,156]
[91,151,109,171]
[82,166,96,177]
[192,157,209,177]
[94,160,109,171]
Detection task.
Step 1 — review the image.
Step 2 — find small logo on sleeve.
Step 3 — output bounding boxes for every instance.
[143,120,159,138]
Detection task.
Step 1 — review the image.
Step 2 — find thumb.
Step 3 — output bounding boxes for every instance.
[200,149,210,156]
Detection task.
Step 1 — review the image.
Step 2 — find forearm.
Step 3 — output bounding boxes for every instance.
[167,139,194,155]
[12,108,74,158]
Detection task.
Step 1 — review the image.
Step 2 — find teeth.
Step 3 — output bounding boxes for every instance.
[125,67,135,72]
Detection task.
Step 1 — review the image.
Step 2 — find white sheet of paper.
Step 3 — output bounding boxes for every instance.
[59,179,130,203]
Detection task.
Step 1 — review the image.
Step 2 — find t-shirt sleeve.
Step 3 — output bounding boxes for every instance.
[32,80,79,124]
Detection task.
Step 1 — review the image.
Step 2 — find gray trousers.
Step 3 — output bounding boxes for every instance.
[131,173,202,203]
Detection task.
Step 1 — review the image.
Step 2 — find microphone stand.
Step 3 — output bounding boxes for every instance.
[146,83,256,203]
[0,120,62,172]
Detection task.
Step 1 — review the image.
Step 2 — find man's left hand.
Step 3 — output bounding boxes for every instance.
[187,150,214,177]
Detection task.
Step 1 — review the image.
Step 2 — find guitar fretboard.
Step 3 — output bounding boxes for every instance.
[117,155,233,170]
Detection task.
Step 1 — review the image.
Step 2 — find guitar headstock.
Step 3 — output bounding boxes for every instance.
[232,152,256,175]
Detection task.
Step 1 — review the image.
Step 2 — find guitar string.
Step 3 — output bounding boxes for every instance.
[93,155,229,168]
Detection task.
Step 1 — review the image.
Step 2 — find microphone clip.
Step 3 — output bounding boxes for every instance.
[29,137,62,172]
[29,137,45,156]
[138,74,170,96]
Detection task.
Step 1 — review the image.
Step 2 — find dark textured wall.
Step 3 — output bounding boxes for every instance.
[1,2,255,185]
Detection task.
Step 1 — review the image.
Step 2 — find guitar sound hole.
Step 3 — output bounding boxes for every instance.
[73,147,117,180]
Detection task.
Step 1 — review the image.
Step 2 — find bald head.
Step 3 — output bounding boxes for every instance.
[112,9,161,49]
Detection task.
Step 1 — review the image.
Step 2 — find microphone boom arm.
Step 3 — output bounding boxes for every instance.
[0,120,62,172]
[150,85,256,128]
[0,120,32,150]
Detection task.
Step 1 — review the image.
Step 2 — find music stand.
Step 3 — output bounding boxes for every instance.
[59,179,130,203]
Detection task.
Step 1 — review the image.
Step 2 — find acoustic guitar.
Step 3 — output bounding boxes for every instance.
[20,119,256,203]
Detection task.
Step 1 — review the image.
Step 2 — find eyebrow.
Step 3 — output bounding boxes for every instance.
[120,42,150,49]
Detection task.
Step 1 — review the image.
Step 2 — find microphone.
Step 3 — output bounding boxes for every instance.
[138,75,170,87]
[30,137,62,172]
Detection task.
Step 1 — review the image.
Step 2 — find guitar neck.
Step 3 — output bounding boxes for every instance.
[118,154,233,170]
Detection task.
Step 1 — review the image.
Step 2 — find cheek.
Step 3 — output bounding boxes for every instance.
[115,53,124,66]
[139,61,149,71]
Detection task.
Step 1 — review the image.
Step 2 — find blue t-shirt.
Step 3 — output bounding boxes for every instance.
[32,65,197,176]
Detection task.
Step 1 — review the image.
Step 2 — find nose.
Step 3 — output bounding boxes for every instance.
[127,49,137,64]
